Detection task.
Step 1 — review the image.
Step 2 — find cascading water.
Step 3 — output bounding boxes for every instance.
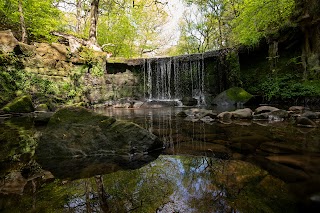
[143,54,206,105]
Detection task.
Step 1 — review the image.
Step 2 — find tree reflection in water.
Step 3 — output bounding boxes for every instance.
[49,155,295,213]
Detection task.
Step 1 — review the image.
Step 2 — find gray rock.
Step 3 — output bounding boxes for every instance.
[132,101,144,108]
[254,106,279,114]
[288,106,306,112]
[217,111,233,120]
[232,108,253,119]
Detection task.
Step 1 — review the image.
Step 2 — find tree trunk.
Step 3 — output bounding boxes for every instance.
[89,0,100,46]
[268,40,279,72]
[218,18,223,48]
[18,0,27,43]
[76,0,83,33]
[95,175,110,213]
[297,0,320,80]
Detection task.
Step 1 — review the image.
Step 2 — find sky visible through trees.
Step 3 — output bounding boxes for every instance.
[0,0,296,57]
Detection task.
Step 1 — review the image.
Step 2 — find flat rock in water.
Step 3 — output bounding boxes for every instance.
[255,106,279,114]
[232,108,253,119]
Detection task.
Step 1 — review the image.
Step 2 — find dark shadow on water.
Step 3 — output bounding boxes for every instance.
[36,151,162,180]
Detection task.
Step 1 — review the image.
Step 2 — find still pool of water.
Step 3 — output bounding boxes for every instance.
[1,107,320,212]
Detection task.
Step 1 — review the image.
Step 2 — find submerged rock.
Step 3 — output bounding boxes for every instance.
[301,111,318,119]
[296,117,317,128]
[1,96,34,113]
[176,111,188,118]
[36,107,162,179]
[181,97,198,106]
[140,100,178,108]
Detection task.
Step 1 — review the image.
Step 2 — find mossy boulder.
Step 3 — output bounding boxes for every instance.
[212,87,253,106]
[35,104,49,112]
[35,107,162,179]
[1,96,34,113]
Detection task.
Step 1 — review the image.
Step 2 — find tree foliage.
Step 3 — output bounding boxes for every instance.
[59,0,168,57]
[0,0,63,42]
[176,0,296,54]
[232,0,295,46]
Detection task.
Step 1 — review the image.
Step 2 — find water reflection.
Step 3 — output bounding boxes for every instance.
[0,155,299,213]
[94,107,320,212]
[1,108,320,212]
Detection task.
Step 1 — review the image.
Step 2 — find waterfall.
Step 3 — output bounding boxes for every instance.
[144,54,206,105]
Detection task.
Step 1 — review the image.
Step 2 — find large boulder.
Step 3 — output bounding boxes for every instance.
[35,107,163,179]
[0,30,19,53]
[212,87,253,106]
[1,96,34,113]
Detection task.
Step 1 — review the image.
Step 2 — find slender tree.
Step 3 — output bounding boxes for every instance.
[88,0,100,48]
[18,0,27,43]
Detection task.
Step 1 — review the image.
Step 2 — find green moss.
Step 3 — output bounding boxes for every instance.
[48,107,116,127]
[36,103,49,111]
[226,87,253,102]
[1,95,34,113]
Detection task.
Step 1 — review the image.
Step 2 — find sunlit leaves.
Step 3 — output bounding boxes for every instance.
[0,0,63,41]
[232,0,295,46]
[177,0,295,52]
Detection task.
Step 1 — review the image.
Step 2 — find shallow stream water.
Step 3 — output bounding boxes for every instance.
[1,107,320,212]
